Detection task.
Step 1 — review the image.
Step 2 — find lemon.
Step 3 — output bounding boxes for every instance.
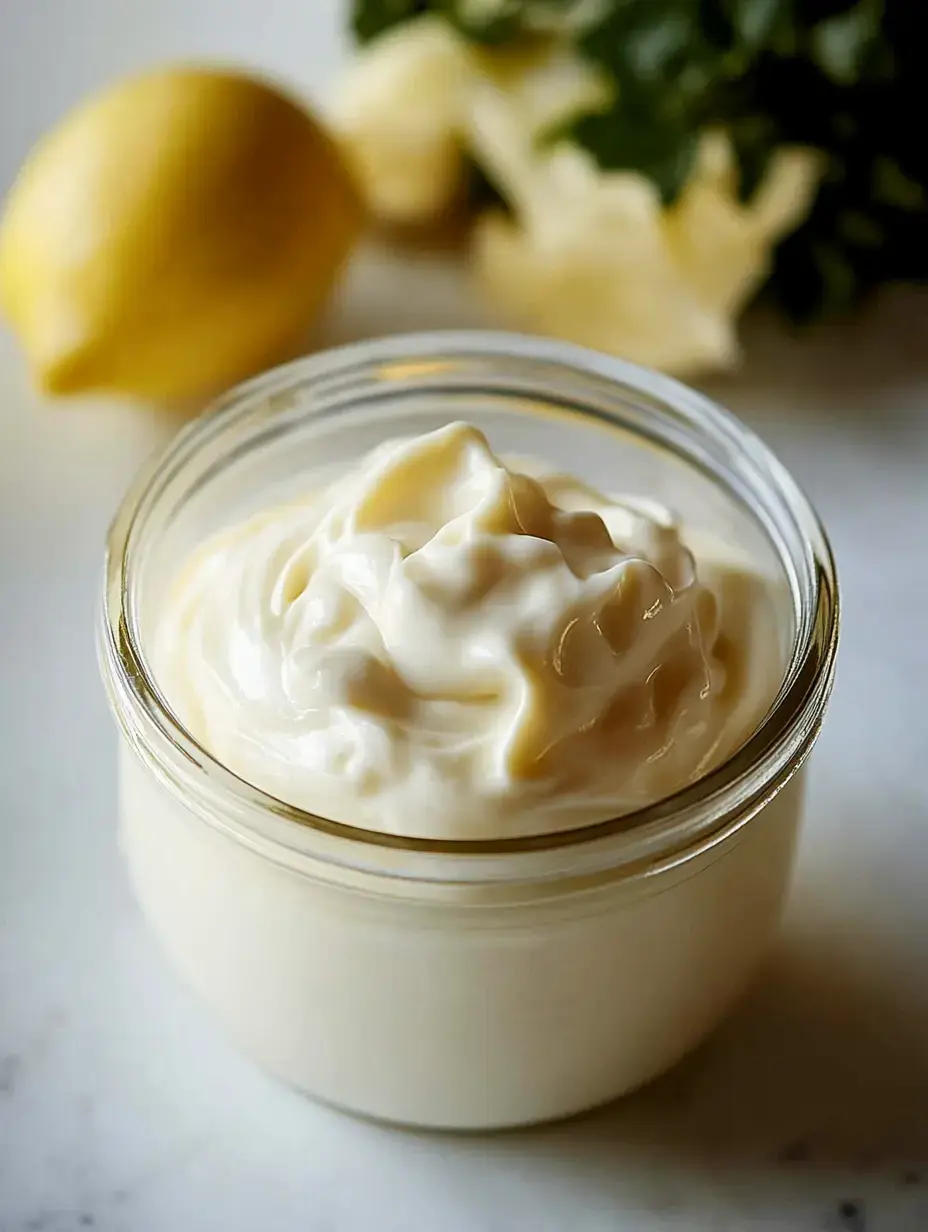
[0,67,363,401]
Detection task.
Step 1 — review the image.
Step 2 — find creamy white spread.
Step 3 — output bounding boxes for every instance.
[154,422,779,838]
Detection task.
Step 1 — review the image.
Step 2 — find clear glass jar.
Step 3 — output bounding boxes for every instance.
[98,332,838,1130]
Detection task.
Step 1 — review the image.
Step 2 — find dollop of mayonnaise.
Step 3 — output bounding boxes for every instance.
[155,423,779,838]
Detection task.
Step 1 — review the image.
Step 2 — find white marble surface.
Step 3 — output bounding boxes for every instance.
[2,4,928,1231]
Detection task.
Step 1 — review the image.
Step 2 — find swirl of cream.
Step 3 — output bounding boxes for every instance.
[155,422,775,838]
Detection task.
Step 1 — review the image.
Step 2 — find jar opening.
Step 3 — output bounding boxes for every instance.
[100,331,838,883]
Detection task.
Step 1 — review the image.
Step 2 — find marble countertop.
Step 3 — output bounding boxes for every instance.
[2,5,928,1230]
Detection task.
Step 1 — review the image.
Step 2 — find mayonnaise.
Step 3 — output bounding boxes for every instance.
[154,422,778,837]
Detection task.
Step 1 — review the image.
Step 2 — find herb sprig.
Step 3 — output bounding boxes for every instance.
[351,0,927,321]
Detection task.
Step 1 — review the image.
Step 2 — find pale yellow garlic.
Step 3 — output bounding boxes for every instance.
[473,124,820,373]
[332,18,475,224]
[334,19,820,374]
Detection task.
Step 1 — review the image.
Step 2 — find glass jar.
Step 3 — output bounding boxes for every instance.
[98,332,838,1131]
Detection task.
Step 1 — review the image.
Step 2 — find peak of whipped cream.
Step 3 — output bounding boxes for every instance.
[154,422,779,838]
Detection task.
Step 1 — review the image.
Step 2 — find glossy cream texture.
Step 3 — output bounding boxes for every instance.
[154,422,779,838]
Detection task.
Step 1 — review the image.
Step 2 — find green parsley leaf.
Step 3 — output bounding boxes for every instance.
[811,0,882,83]
[351,0,430,43]
[569,111,699,203]
[727,0,782,49]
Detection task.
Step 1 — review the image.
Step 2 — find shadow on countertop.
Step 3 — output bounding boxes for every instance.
[703,287,928,429]
[605,935,928,1167]
[467,928,928,1229]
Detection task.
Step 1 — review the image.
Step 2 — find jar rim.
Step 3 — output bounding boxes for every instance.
[100,330,839,885]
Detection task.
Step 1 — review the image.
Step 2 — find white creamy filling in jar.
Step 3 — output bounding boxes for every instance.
[153,421,781,838]
[101,335,835,1132]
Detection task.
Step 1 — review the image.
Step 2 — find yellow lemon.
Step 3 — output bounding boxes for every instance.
[0,66,364,401]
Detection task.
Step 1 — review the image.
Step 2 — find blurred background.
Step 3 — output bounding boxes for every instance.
[0,2,345,193]
[1,3,927,1231]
